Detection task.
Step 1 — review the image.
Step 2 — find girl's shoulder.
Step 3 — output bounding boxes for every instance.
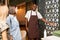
[7,14,13,19]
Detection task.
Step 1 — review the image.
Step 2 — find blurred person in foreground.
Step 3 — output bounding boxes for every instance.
[0,3,9,40]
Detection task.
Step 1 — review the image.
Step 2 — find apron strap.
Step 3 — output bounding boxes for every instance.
[30,10,32,16]
[36,12,37,16]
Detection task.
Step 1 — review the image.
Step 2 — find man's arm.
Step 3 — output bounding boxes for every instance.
[41,18,56,26]
[25,18,28,31]
[41,18,49,24]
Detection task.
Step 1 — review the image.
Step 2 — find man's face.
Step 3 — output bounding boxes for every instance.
[32,4,37,11]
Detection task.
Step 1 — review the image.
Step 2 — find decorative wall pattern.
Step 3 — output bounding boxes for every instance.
[45,0,59,35]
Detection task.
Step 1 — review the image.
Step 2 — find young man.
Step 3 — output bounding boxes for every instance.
[25,4,55,40]
[0,3,9,40]
[6,6,22,40]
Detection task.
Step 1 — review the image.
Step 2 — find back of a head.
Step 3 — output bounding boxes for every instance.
[9,6,16,14]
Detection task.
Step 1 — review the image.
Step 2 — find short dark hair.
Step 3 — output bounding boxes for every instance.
[9,6,16,14]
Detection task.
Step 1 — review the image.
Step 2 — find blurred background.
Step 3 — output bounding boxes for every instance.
[0,0,60,40]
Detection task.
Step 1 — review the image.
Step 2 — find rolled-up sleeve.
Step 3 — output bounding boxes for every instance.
[25,11,31,21]
[37,11,43,19]
[25,11,29,19]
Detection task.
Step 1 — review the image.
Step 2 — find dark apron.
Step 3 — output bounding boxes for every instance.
[28,11,39,38]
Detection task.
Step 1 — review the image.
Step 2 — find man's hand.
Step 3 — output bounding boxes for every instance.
[40,18,57,26]
[49,22,57,26]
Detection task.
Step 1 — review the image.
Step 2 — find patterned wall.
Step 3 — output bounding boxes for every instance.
[45,0,59,35]
[37,0,60,35]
